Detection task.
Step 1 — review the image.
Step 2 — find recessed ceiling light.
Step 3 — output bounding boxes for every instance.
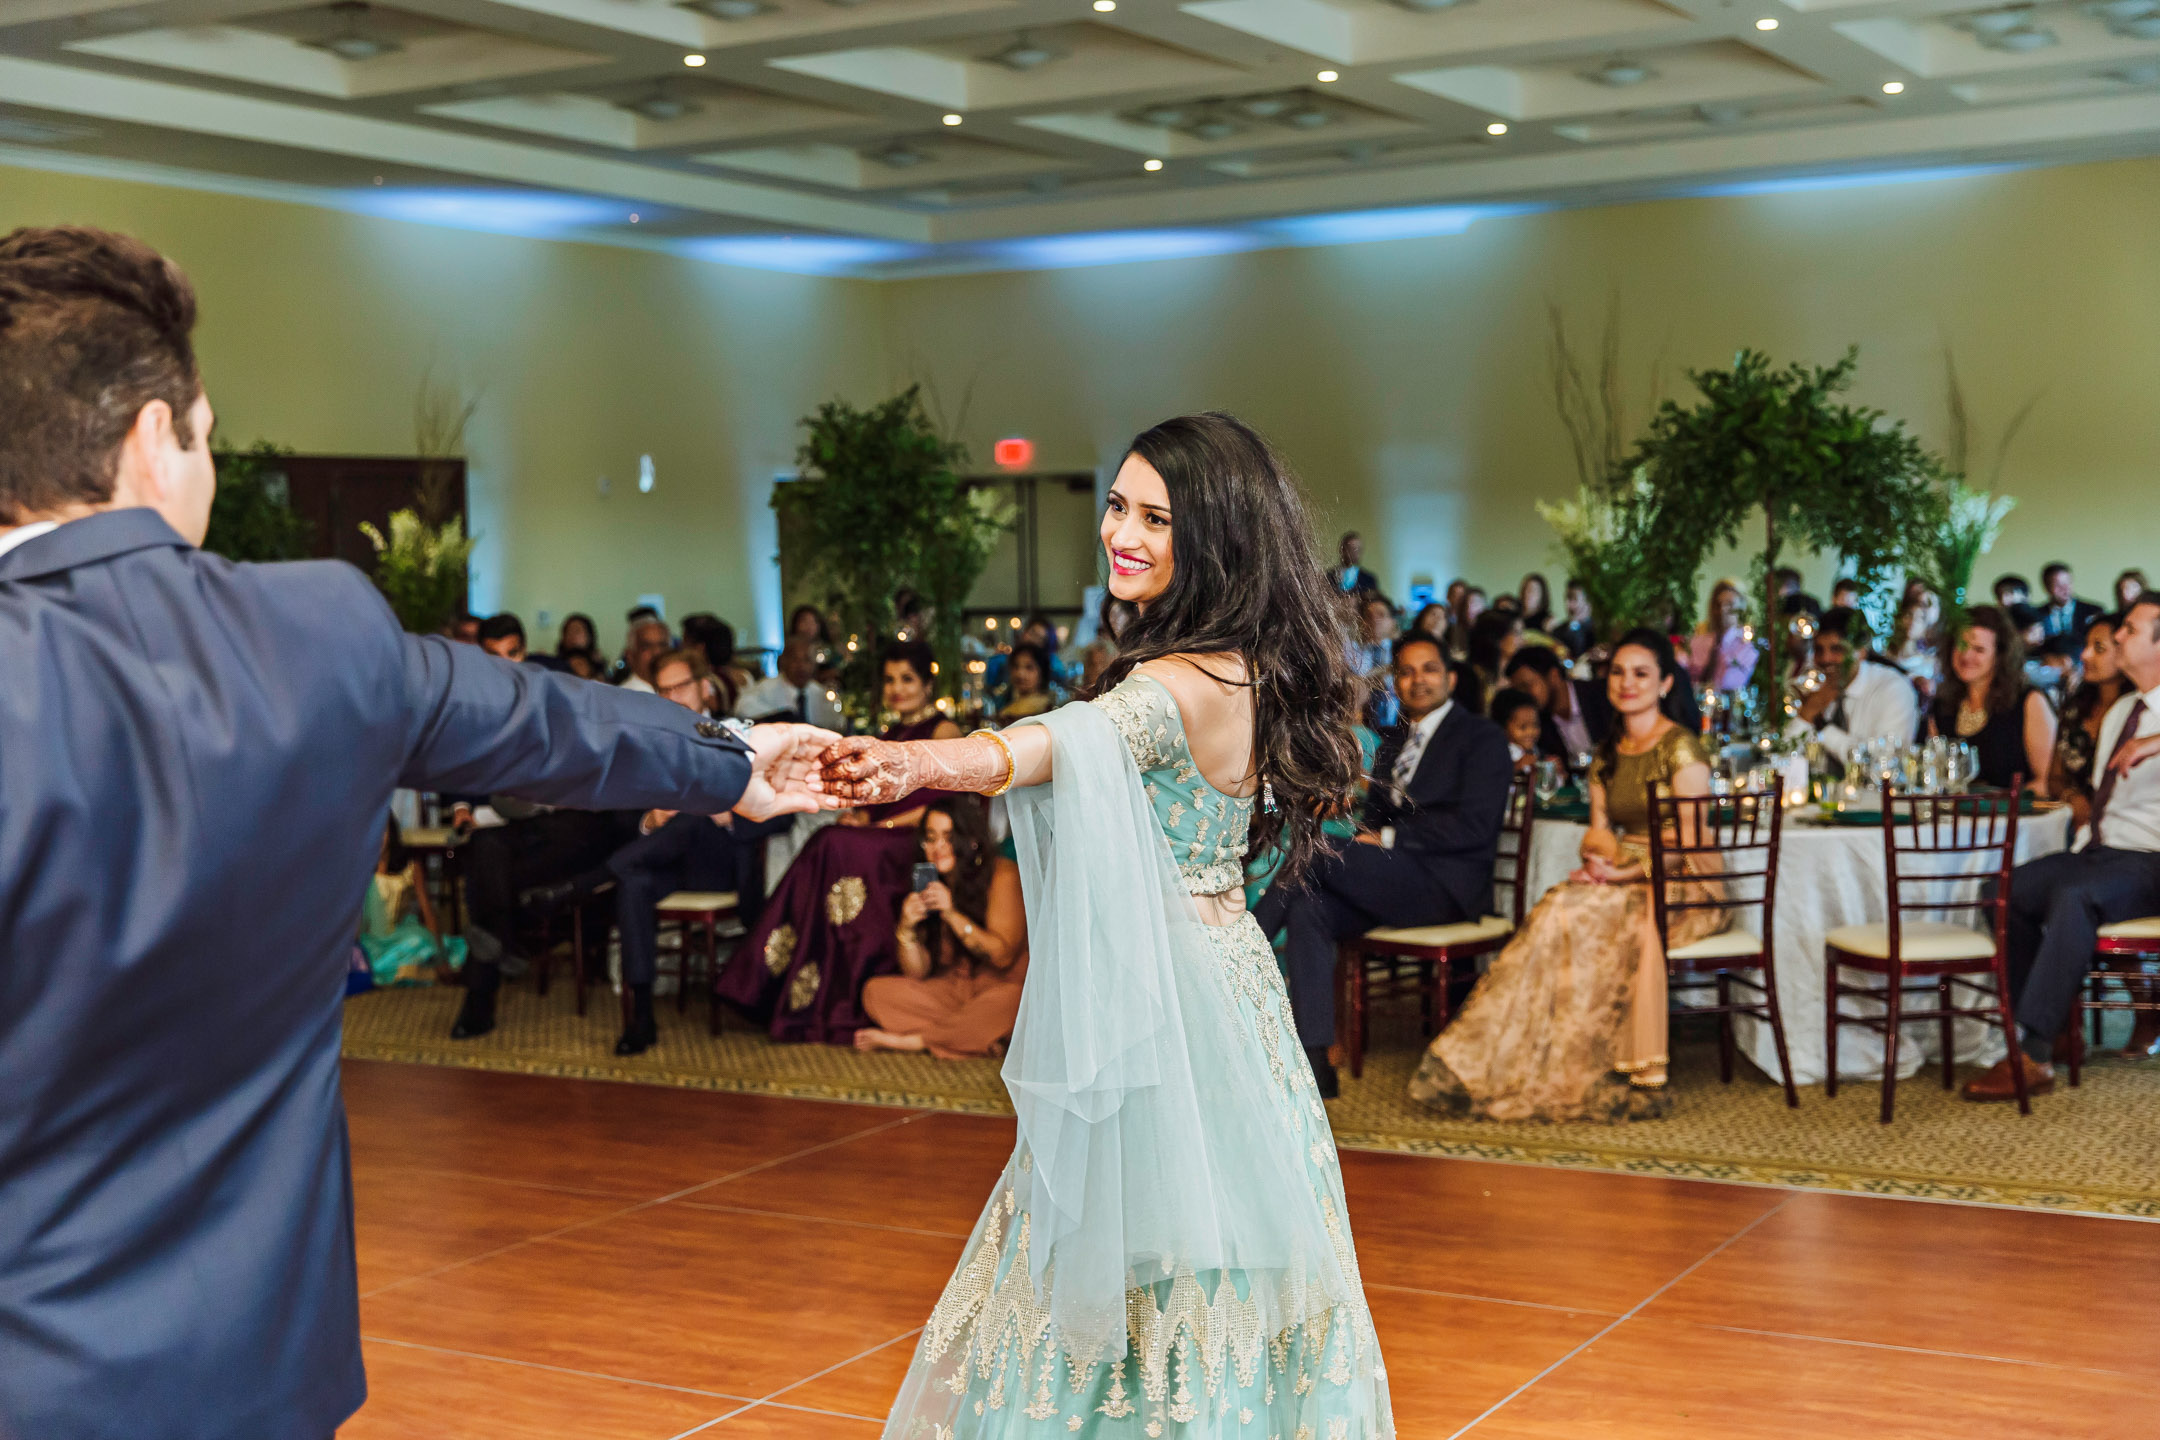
[683,53,707,66]
[991,35,1061,70]
[1755,16,1778,30]
[1386,0,1472,10]
[1142,157,1163,170]
[1698,101,1748,125]
[1138,105,1188,126]
[1237,94,1292,118]
[1316,70,1339,82]
[1486,120,1508,135]
[1585,58,1656,86]
[1187,117,1240,140]
[942,112,963,125]
[1283,107,1333,128]
[302,4,402,62]
[628,213,640,223]
[1881,80,1905,93]
[1093,0,1115,9]
[871,144,927,167]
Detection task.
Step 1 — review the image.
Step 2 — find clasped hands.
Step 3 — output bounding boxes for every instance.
[731,729,936,822]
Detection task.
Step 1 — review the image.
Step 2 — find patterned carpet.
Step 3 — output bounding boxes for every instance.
[342,979,2160,1218]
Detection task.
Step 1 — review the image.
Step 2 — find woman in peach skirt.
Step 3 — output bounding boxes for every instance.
[857,798,1027,1059]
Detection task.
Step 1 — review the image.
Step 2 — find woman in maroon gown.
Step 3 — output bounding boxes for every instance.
[715,639,962,1041]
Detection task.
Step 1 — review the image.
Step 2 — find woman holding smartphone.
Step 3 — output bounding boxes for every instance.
[856,798,1026,1058]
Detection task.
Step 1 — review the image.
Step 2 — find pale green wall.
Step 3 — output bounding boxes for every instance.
[0,164,888,650]
[9,155,2157,644]
[885,158,2160,617]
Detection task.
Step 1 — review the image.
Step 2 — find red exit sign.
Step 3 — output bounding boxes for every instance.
[993,437,1034,469]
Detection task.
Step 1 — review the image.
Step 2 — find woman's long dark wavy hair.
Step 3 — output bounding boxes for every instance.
[914,797,996,960]
[1087,412,1362,889]
[1592,627,1687,788]
[1932,604,2027,727]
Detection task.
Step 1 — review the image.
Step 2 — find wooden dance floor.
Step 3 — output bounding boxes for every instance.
[339,1059,2160,1439]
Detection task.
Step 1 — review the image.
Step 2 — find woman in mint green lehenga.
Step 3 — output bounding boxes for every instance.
[823,414,1394,1440]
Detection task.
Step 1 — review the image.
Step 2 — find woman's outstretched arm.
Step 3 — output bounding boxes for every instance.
[821,726,1054,809]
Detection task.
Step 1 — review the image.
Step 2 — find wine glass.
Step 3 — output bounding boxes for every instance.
[1534,757,1562,807]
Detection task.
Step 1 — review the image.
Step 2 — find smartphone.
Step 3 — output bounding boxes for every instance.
[911,862,938,893]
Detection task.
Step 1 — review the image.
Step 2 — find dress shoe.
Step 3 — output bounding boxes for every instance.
[450,962,499,1040]
[449,990,495,1040]
[1304,1045,1340,1101]
[1959,1053,2054,1102]
[614,984,657,1057]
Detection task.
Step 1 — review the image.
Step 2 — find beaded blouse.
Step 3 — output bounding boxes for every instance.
[1093,673,1255,896]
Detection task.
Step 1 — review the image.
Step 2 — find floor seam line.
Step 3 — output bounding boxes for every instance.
[672,1201,970,1241]
[1696,1321,2160,1378]
[1444,1193,1797,1438]
[753,1326,924,1408]
[663,1399,762,1440]
[357,1333,757,1400]
[358,1111,924,1299]
[1361,1282,1618,1317]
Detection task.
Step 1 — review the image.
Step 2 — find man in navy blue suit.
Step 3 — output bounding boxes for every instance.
[0,227,839,1440]
[1253,632,1512,1096]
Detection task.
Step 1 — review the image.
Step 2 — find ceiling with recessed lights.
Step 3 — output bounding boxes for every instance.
[5,0,2160,264]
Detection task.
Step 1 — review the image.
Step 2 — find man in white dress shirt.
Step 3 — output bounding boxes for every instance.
[1965,593,2160,1100]
[736,635,845,729]
[1785,607,1920,765]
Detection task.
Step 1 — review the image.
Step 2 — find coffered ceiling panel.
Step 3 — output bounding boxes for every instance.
[7,0,2160,266]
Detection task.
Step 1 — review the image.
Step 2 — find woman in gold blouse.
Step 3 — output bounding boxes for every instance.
[1410,628,1723,1121]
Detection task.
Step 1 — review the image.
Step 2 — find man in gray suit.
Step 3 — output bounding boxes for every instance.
[0,227,838,1440]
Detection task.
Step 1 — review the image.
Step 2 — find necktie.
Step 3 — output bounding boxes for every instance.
[1392,723,1429,803]
[2089,697,2148,847]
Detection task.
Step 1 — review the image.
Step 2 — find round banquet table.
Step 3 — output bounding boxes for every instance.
[1519,807,2072,1085]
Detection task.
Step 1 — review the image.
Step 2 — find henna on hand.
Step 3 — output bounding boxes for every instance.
[819,734,1011,807]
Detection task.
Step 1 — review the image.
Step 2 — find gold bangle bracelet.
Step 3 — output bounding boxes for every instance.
[972,728,1016,797]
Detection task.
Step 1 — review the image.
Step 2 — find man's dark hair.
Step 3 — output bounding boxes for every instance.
[2041,562,2072,586]
[626,604,659,624]
[1503,645,1565,681]
[1773,566,1803,591]
[1817,605,1872,650]
[1993,572,2031,600]
[0,226,203,524]
[478,613,525,646]
[1392,632,1445,667]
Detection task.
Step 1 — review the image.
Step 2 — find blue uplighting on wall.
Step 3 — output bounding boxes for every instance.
[680,234,928,275]
[1689,162,2021,200]
[341,188,629,237]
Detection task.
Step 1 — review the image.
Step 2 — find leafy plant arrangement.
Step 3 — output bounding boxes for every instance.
[1907,349,2035,641]
[201,438,311,562]
[413,365,480,525]
[360,509,474,635]
[775,385,1011,724]
[1617,348,1940,710]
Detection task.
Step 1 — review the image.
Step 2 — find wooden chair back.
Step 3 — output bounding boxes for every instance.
[1495,782,1536,926]
[1646,789,1782,960]
[1880,781,2021,962]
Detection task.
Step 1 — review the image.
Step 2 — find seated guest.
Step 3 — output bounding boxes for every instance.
[607,650,790,1056]
[1830,579,1863,610]
[1488,687,1542,779]
[1518,573,1555,636]
[447,612,482,645]
[1445,585,1487,659]
[1963,594,2160,1097]
[1253,633,1510,1097]
[1772,566,1821,623]
[2116,569,2148,615]
[1465,609,1522,706]
[1503,644,1611,767]
[857,799,1027,1059]
[2038,562,2102,661]
[562,648,604,681]
[478,612,527,662]
[2049,613,2131,838]
[614,609,671,692]
[996,640,1057,725]
[357,816,464,989]
[1355,594,1397,675]
[681,612,749,714]
[1993,573,2033,610]
[1785,607,1920,767]
[736,636,845,729]
[1550,579,1595,658]
[556,611,598,665]
[1926,605,2057,791]
[1409,601,1451,644]
[716,640,961,1042]
[1689,578,1757,694]
[1410,629,1724,1121]
[1328,529,1380,599]
[787,602,831,648]
[1890,585,1943,692]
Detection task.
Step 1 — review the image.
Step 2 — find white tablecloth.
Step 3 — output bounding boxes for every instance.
[1521,808,2071,1084]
